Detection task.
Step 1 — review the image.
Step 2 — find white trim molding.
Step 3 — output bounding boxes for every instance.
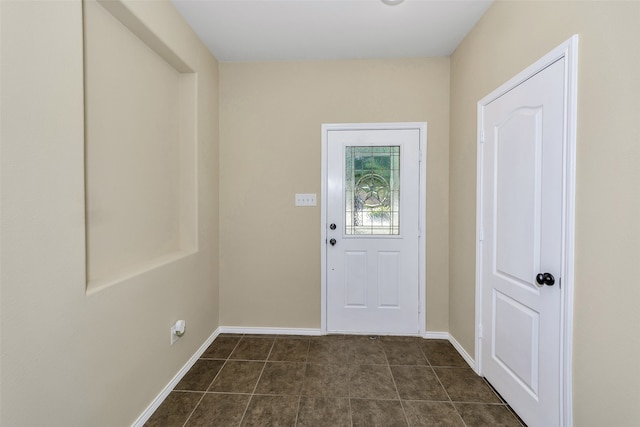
[475,35,578,427]
[133,329,475,423]
[132,327,477,426]
[218,326,324,336]
[448,334,476,370]
[423,331,449,340]
[132,328,221,427]
[321,122,428,336]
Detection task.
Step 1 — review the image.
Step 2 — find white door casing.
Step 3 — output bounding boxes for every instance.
[321,123,426,336]
[476,36,577,427]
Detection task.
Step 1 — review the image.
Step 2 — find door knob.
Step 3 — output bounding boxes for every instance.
[535,272,555,286]
[329,238,337,246]
[330,223,337,230]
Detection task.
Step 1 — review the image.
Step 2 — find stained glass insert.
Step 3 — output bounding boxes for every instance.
[345,146,400,235]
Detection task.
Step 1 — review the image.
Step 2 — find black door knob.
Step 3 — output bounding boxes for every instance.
[330,223,337,230]
[329,238,337,246]
[535,272,555,286]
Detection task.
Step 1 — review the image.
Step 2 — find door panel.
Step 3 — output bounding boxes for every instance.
[495,108,542,287]
[378,251,400,307]
[326,128,420,335]
[481,58,565,426]
[345,251,367,306]
[493,290,539,396]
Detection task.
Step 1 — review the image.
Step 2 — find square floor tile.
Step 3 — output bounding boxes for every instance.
[391,365,449,401]
[185,393,250,426]
[421,340,468,367]
[241,395,299,426]
[433,368,501,403]
[347,339,387,365]
[307,340,349,364]
[350,399,408,427]
[301,363,350,397]
[381,341,428,366]
[255,362,305,395]
[208,360,264,393]
[230,337,275,361]
[268,338,310,362]
[296,397,350,427]
[144,391,203,427]
[174,359,224,391]
[402,400,464,426]
[349,364,398,400]
[454,403,523,426]
[201,336,241,359]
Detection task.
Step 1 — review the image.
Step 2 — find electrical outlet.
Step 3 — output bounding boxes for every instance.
[170,325,180,345]
[295,193,317,206]
[170,320,186,345]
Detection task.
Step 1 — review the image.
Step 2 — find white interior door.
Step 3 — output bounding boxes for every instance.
[326,127,422,335]
[479,58,566,426]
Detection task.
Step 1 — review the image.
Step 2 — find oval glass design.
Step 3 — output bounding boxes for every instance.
[345,146,400,235]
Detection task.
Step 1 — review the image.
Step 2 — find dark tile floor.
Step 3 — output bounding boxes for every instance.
[145,334,525,426]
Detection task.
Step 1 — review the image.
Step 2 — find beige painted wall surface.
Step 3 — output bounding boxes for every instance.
[0,1,219,425]
[85,0,184,285]
[219,59,450,332]
[449,1,640,425]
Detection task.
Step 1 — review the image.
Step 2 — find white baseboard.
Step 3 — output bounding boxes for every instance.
[423,331,449,340]
[131,327,221,427]
[219,326,324,336]
[132,327,476,426]
[447,334,476,370]
[425,331,475,369]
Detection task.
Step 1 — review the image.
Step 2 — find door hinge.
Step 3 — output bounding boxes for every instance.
[479,227,484,241]
[480,129,485,143]
[478,324,483,339]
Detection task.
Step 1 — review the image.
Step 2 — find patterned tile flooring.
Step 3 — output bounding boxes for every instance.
[145,334,525,426]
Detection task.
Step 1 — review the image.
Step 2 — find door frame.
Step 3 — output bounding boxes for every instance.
[321,122,427,336]
[475,35,578,426]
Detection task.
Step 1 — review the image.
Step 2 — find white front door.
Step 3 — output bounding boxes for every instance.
[479,58,567,426]
[325,126,423,335]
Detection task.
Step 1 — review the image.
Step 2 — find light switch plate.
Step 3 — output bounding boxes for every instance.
[295,193,317,206]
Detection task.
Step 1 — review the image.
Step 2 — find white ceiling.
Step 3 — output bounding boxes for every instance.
[171,0,493,62]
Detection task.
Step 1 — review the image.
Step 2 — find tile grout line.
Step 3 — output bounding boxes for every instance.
[346,338,357,427]
[348,365,354,427]
[293,338,312,426]
[482,379,527,426]
[181,334,245,427]
[237,336,277,426]
[386,362,411,427]
[293,395,303,427]
[418,341,473,426]
[430,366,469,427]
[394,340,433,425]
[418,342,433,368]
[377,340,411,426]
[166,335,511,427]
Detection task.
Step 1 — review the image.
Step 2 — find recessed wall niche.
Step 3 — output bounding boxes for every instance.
[84,0,197,293]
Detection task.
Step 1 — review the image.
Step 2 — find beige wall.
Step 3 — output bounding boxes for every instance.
[4,0,639,424]
[85,0,198,288]
[0,1,219,425]
[449,1,640,425]
[219,59,451,332]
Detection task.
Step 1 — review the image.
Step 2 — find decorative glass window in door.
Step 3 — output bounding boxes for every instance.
[345,146,400,235]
